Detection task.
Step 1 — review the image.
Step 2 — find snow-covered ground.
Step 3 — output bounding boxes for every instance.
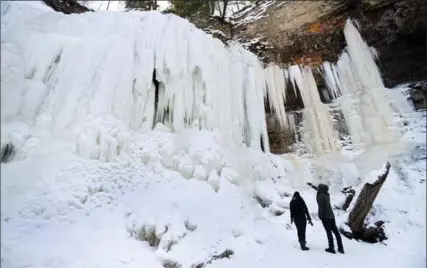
[2,110,426,268]
[1,1,426,268]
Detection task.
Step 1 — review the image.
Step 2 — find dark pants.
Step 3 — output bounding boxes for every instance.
[321,218,343,250]
[294,218,307,243]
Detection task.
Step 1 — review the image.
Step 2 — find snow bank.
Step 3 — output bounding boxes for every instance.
[2,114,425,268]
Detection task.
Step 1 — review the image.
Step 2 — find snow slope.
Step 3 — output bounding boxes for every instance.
[1,2,426,268]
[2,110,425,268]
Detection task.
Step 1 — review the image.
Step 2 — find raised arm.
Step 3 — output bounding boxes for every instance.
[307,182,318,191]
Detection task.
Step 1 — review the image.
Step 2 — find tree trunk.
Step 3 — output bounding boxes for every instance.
[216,2,223,19]
[221,0,228,22]
[347,162,391,238]
[106,0,111,10]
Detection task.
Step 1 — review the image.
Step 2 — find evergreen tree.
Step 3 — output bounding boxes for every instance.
[169,0,213,19]
[125,0,158,11]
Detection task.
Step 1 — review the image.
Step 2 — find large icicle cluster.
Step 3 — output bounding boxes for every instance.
[264,62,340,155]
[1,1,269,161]
[264,64,287,128]
[288,66,340,155]
[322,19,412,146]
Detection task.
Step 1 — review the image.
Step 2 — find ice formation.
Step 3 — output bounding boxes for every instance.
[288,65,340,155]
[322,19,412,146]
[1,1,269,161]
[264,64,287,128]
[1,2,416,163]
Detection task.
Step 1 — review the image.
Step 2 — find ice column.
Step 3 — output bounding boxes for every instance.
[322,19,409,146]
[289,65,340,155]
[264,64,287,128]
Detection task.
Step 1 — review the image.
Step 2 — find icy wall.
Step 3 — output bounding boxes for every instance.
[264,19,414,154]
[1,1,269,161]
[322,20,413,147]
[1,2,414,160]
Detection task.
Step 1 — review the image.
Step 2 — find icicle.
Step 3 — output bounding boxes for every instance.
[369,46,379,62]
[286,113,297,138]
[264,64,287,128]
[322,62,341,99]
[344,19,384,90]
[288,65,340,155]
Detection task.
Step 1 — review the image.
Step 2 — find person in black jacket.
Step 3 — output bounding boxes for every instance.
[290,191,313,251]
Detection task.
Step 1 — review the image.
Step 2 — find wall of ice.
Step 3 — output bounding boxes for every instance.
[321,19,413,147]
[1,1,269,161]
[264,19,414,154]
[1,2,414,161]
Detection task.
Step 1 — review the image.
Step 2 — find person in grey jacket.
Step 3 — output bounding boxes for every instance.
[308,183,344,254]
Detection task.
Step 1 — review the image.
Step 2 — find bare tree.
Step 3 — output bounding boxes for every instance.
[347,162,390,238]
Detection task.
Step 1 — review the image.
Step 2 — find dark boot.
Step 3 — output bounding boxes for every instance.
[338,248,345,254]
[300,241,310,251]
[325,248,336,254]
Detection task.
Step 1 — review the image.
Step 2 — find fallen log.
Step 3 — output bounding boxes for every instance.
[347,162,391,241]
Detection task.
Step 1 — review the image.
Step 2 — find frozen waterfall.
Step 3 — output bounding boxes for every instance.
[264,63,340,155]
[1,1,269,161]
[288,65,340,155]
[322,19,412,146]
[1,2,415,161]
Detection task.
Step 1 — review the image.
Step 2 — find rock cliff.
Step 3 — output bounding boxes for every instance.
[232,0,426,153]
[233,0,426,87]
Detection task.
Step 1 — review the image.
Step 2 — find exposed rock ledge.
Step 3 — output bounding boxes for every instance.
[234,0,426,87]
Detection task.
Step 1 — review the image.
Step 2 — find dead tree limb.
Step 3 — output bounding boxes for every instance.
[1,143,14,163]
[343,162,391,242]
[341,186,356,211]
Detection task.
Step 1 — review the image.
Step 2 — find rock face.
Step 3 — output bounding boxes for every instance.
[233,0,426,153]
[234,0,427,87]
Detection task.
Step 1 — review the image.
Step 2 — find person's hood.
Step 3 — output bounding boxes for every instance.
[317,183,329,194]
[292,191,301,200]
